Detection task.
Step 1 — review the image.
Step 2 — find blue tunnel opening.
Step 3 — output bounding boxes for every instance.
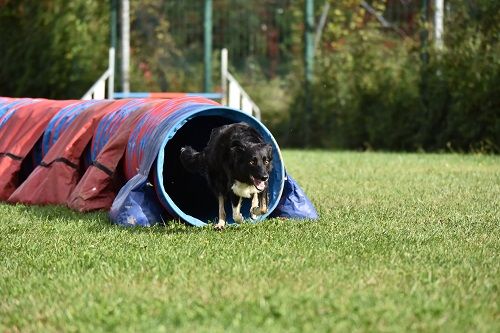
[162,115,232,223]
[154,108,285,226]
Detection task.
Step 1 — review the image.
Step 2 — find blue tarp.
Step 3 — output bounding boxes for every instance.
[270,173,318,219]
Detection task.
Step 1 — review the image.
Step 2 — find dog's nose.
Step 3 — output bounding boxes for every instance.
[261,175,269,181]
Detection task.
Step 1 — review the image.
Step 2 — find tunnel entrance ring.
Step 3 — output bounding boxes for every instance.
[154,108,285,227]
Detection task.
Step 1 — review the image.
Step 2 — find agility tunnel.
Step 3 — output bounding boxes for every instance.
[0,96,318,227]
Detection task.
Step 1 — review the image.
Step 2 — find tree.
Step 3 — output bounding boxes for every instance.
[0,0,109,99]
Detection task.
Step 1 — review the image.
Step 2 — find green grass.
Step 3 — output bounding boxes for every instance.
[1,151,499,332]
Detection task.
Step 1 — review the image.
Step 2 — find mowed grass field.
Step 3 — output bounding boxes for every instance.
[0,151,498,332]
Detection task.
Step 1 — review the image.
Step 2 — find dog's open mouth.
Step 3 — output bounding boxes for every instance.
[251,177,267,191]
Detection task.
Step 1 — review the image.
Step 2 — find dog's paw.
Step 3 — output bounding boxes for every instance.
[232,213,244,224]
[214,220,226,231]
[250,207,260,220]
[251,206,268,220]
[252,206,266,216]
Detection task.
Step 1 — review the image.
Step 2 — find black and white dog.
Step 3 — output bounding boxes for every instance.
[180,122,273,230]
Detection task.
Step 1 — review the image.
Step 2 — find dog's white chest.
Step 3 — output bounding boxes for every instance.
[231,181,259,198]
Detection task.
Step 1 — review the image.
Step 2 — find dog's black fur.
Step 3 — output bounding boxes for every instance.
[179,122,273,229]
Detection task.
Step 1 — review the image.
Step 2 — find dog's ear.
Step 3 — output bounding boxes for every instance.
[263,143,273,160]
[230,140,245,154]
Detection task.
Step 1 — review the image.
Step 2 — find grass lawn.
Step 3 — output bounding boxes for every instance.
[0,151,498,332]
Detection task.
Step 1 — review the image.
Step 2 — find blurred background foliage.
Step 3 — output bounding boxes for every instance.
[0,0,498,152]
[0,0,108,99]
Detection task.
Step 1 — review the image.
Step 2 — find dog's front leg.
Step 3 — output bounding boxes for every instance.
[251,190,268,219]
[259,189,268,215]
[250,193,259,220]
[231,194,244,223]
[214,194,226,230]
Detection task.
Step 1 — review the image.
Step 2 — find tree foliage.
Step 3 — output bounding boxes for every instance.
[285,0,499,152]
[0,0,109,99]
[0,0,497,152]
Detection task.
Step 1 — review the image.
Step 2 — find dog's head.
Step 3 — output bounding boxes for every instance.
[231,141,273,191]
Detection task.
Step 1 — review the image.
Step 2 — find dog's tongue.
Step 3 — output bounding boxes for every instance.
[253,178,266,191]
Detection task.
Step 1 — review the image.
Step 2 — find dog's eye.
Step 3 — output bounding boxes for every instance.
[264,160,270,165]
[250,160,256,165]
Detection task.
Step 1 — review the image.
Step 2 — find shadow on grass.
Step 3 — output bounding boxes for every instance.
[9,203,206,236]
[7,203,307,236]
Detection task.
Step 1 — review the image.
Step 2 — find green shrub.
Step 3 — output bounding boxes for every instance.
[287,30,423,150]
[420,4,500,153]
[0,1,108,99]
[285,1,499,152]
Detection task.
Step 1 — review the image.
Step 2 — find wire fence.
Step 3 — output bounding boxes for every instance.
[162,0,297,78]
[159,0,422,78]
